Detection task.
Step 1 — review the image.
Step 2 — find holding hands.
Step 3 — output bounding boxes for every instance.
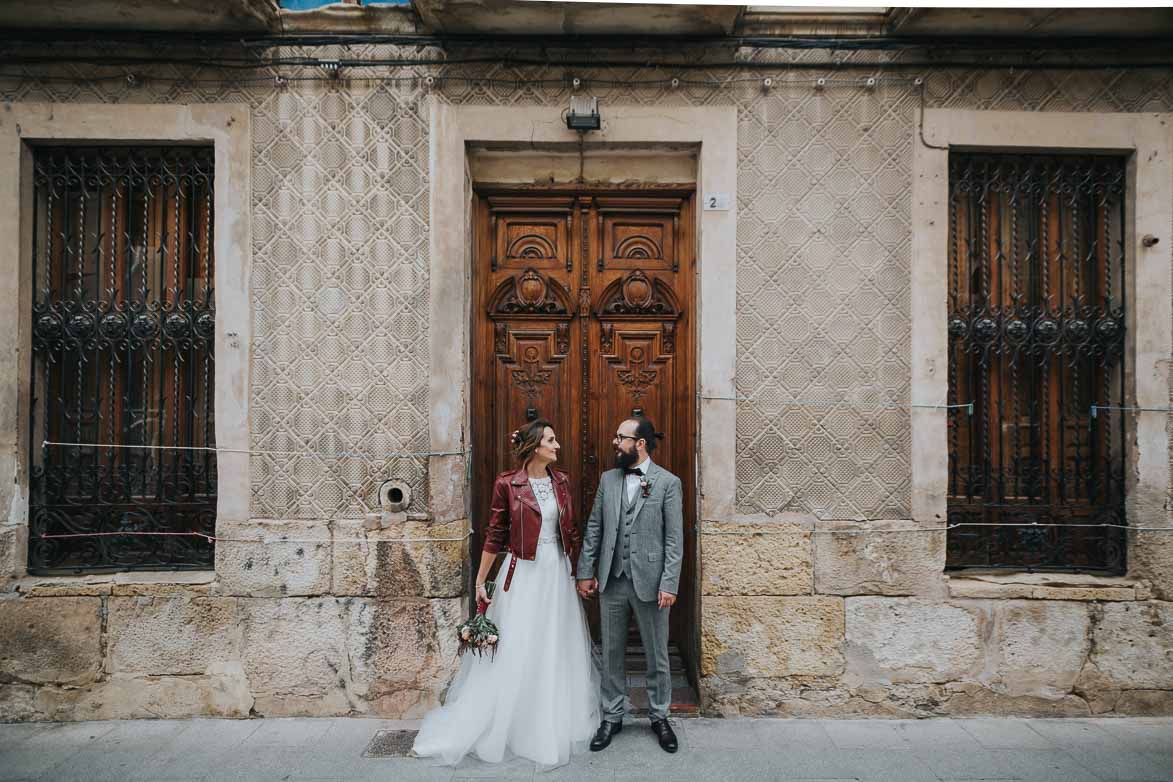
[576,578,597,599]
[579,578,671,608]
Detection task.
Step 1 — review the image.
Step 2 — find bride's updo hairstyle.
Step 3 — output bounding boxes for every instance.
[511,418,554,463]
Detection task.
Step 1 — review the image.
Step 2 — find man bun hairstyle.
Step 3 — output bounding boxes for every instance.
[512,418,554,463]
[629,415,664,454]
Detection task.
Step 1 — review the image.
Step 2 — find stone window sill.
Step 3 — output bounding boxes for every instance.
[947,570,1150,601]
[8,570,217,597]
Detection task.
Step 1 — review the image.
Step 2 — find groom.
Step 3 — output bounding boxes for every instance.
[576,415,683,753]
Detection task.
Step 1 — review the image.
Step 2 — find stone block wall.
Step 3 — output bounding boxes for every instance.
[0,526,466,720]
[698,527,1173,716]
[1,41,1172,720]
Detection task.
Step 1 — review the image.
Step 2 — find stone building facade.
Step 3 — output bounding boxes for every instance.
[2,3,1173,721]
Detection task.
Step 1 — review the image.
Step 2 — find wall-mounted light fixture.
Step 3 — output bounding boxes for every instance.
[566,95,601,132]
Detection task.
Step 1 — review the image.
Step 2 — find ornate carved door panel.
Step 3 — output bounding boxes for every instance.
[472,188,697,678]
[473,196,581,526]
[589,229,695,657]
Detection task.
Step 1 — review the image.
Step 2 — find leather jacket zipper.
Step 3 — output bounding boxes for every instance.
[520,483,526,559]
[556,482,570,559]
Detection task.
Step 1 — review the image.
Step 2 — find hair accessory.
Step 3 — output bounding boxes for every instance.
[509,429,521,446]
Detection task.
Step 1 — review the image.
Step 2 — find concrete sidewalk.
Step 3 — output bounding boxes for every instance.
[1,716,1171,782]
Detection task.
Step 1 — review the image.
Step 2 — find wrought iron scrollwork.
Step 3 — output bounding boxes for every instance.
[28,146,217,573]
[947,305,1124,364]
[946,152,1127,574]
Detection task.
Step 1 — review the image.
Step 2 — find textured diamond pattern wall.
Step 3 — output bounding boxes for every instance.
[248,80,432,520]
[4,45,1172,523]
[731,79,917,519]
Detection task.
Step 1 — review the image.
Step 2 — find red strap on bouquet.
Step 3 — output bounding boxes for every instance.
[503,554,518,592]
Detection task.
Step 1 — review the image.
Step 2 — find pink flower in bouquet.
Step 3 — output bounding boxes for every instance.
[461,627,471,640]
[487,634,498,644]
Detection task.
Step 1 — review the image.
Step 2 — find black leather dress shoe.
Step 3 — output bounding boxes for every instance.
[650,718,678,753]
[590,720,622,751]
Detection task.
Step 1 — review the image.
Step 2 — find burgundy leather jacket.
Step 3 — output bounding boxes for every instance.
[482,465,580,590]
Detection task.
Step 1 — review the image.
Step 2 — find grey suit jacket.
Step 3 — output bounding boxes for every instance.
[576,461,684,603]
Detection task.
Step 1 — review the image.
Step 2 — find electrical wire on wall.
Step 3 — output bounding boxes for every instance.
[28,438,1173,546]
[31,440,467,544]
[2,25,1172,89]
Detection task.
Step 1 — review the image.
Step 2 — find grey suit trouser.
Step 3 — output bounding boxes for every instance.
[599,572,671,723]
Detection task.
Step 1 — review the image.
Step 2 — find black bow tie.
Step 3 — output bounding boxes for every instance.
[623,468,643,477]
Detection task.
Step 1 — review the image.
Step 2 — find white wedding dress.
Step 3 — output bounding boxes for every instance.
[412,475,600,769]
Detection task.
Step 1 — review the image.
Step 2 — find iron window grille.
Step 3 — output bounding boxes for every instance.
[946,152,1127,574]
[28,146,216,574]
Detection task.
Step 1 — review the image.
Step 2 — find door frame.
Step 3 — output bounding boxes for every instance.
[468,182,700,686]
[427,101,738,703]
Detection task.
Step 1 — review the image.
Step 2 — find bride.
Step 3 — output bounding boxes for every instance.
[412,419,600,768]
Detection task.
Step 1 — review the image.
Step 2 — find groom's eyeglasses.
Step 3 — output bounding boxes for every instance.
[613,434,639,443]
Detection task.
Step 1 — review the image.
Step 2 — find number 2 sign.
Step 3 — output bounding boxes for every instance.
[703,192,731,211]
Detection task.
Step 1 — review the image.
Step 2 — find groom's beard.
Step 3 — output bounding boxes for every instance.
[613,448,638,469]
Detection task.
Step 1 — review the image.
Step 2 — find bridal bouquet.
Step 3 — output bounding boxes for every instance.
[457,581,499,659]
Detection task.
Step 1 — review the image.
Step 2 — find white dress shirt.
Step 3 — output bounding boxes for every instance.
[624,457,652,503]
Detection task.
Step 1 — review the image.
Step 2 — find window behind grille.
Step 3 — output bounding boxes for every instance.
[28,147,216,574]
[946,152,1127,574]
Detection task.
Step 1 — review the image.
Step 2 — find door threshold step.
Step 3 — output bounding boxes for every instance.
[626,684,700,717]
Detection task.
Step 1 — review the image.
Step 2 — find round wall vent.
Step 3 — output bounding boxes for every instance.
[379,480,411,513]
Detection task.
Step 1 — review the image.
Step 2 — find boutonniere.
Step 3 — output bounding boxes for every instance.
[640,478,653,498]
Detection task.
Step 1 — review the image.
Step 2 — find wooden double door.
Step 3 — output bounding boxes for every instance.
[471,187,697,678]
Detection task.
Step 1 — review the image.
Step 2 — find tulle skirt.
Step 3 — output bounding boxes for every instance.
[412,539,600,769]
